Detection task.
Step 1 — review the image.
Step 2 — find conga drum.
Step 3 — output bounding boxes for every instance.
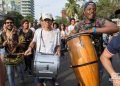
[67,33,100,86]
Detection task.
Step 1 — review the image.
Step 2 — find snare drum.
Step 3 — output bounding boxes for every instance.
[33,52,60,79]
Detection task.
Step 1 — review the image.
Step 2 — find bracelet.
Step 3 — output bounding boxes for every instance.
[93,27,96,34]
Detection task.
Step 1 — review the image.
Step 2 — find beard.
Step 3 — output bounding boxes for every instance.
[7,26,13,31]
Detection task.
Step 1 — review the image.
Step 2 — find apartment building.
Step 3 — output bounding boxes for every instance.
[20,0,34,17]
[0,0,34,17]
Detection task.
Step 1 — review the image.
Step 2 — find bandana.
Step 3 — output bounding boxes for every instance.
[84,1,96,10]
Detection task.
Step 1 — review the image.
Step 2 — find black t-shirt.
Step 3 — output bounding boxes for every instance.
[17,29,33,52]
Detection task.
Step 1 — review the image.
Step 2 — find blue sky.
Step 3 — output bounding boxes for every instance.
[34,0,67,20]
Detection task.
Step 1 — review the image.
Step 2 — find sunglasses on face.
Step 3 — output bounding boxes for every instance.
[5,22,13,24]
[44,19,52,22]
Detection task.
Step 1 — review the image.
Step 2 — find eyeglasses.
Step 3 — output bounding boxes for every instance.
[5,22,13,24]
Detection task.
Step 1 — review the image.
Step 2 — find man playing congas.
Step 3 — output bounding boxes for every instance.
[71,1,118,69]
[24,13,61,86]
[72,1,118,56]
[69,1,119,86]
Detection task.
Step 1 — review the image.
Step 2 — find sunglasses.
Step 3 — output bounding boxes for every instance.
[44,19,52,21]
[6,22,13,24]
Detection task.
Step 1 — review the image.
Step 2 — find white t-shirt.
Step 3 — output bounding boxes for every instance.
[66,25,75,35]
[32,28,60,54]
[30,27,35,33]
[53,28,60,33]
[60,30,66,39]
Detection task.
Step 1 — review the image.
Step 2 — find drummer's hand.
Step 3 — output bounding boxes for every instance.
[55,51,61,57]
[55,47,61,57]
[3,40,8,46]
[24,47,32,56]
[111,73,120,86]
[65,35,69,39]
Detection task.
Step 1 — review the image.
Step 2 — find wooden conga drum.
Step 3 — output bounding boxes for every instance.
[67,33,100,86]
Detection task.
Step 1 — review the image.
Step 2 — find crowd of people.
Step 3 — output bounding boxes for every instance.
[0,13,75,86]
[0,1,120,86]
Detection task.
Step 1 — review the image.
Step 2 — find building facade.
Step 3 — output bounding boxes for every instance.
[0,0,34,17]
[0,0,5,27]
[1,0,20,14]
[0,0,4,13]
[20,0,34,17]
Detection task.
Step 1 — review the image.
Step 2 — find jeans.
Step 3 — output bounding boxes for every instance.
[24,54,33,72]
[6,63,24,86]
[0,48,5,61]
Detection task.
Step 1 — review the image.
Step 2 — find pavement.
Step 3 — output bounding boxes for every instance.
[5,52,120,86]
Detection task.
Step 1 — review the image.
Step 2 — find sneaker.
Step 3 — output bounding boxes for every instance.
[15,72,18,78]
[28,70,33,76]
[55,81,59,86]
[19,79,24,84]
[43,82,46,86]
[24,68,27,72]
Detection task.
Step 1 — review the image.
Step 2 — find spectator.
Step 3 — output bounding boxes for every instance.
[19,19,34,75]
[66,18,76,35]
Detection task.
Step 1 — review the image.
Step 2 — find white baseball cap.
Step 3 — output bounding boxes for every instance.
[42,13,53,20]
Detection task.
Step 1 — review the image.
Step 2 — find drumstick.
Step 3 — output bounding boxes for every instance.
[79,31,89,34]
[69,32,89,37]
[5,53,24,55]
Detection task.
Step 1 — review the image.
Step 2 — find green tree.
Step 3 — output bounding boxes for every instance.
[55,16,69,25]
[24,15,34,23]
[65,0,80,18]
[96,0,120,18]
[5,11,24,28]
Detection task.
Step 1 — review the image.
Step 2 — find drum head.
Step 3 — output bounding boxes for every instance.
[66,32,89,41]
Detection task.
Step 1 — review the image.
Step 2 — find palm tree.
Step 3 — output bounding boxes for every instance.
[111,0,120,4]
[96,0,120,18]
[65,0,80,18]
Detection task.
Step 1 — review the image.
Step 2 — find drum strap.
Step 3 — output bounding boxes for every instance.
[39,30,59,53]
[55,32,58,46]
[70,60,98,68]
[39,29,42,52]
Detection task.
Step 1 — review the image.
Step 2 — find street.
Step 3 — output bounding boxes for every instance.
[5,52,120,86]
[5,52,78,86]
